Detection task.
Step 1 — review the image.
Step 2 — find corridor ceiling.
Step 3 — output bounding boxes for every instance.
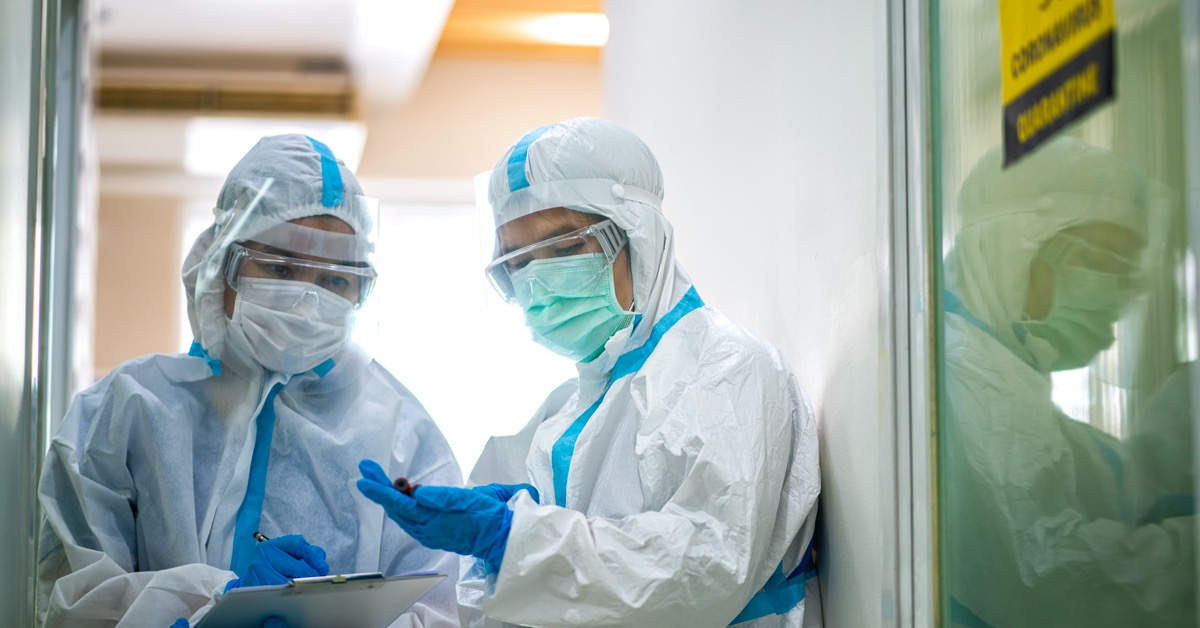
[96,0,603,110]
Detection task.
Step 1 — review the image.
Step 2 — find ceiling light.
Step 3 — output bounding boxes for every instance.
[518,13,609,47]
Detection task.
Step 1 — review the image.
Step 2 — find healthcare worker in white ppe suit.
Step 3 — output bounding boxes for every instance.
[356,118,822,627]
[941,137,1194,626]
[37,134,462,627]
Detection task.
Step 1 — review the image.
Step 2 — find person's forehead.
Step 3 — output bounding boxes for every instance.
[497,207,594,252]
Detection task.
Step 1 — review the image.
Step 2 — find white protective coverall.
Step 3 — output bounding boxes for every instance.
[37,134,461,627]
[459,118,822,627]
[942,137,1195,626]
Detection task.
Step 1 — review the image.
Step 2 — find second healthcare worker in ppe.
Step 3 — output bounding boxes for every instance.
[357,118,822,626]
[37,135,462,627]
[942,137,1195,626]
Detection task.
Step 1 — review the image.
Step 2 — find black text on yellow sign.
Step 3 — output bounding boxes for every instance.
[999,0,1116,166]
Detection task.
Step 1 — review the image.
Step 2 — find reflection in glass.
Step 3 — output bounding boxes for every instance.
[940,137,1194,626]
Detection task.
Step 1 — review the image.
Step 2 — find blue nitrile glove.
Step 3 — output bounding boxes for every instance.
[472,482,540,504]
[225,534,330,590]
[357,459,513,570]
[170,619,188,628]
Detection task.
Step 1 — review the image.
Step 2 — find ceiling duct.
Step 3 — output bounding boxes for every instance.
[98,52,355,116]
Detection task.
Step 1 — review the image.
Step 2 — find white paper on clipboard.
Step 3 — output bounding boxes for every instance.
[193,572,445,628]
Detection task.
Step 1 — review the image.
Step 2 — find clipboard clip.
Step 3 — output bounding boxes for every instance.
[288,572,385,587]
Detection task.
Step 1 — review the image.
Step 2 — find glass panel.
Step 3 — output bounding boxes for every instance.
[932,0,1198,625]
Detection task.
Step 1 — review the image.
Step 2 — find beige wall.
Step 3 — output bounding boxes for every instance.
[94,194,186,374]
[358,56,603,178]
[94,55,603,375]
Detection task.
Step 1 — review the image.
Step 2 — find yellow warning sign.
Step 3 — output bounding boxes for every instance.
[998,0,1116,165]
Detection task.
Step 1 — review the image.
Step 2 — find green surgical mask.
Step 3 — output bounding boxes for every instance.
[1018,266,1142,371]
[510,253,634,362]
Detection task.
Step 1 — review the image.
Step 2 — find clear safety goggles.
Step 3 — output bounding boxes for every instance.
[485,219,627,303]
[224,243,377,307]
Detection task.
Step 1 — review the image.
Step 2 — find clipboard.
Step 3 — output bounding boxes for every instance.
[194,572,446,628]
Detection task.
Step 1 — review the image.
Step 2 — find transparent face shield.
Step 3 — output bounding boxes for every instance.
[485,218,628,304]
[209,179,380,308]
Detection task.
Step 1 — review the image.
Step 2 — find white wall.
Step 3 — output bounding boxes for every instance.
[604,2,890,626]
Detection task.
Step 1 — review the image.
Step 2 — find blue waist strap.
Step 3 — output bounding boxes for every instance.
[730,538,816,625]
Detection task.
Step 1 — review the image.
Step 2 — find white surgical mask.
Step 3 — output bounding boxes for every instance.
[225,277,355,374]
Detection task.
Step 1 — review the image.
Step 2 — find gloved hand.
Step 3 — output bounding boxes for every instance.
[357,459,513,570]
[472,482,540,504]
[226,534,330,590]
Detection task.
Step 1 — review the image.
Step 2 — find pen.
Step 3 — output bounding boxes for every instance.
[393,477,420,497]
[253,531,270,542]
